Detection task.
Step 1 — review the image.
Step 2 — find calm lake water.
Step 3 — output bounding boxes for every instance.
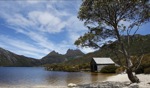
[0,67,116,87]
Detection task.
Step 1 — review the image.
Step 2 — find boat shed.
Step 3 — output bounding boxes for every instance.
[90,57,115,72]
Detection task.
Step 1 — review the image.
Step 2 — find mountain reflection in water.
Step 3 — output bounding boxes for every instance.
[0,67,115,87]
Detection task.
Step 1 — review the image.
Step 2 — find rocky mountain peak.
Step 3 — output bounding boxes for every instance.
[65,49,84,57]
[48,50,60,56]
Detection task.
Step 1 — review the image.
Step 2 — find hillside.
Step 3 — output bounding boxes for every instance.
[64,34,150,65]
[0,47,41,66]
[44,34,150,72]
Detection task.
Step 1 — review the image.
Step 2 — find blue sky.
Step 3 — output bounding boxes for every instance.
[0,0,96,59]
[0,0,150,59]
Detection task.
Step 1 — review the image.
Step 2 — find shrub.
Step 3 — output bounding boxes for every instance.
[100,65,118,73]
[135,66,144,74]
[135,63,150,74]
[144,68,150,74]
[116,67,126,74]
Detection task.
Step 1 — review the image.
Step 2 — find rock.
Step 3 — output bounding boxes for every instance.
[78,81,126,88]
[123,81,131,86]
[128,83,139,88]
[78,81,150,88]
[68,83,77,87]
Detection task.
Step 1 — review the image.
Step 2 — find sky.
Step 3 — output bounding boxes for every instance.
[0,0,150,59]
[0,0,96,59]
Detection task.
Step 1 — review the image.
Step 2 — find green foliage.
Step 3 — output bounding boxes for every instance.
[144,68,150,74]
[100,65,118,73]
[135,53,150,74]
[45,64,79,72]
[76,0,150,48]
[116,66,126,74]
[135,66,144,74]
[45,63,90,72]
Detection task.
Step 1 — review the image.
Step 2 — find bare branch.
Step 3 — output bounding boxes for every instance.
[118,50,124,54]
[133,54,144,71]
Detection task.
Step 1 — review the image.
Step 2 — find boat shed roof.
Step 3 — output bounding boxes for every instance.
[93,57,115,64]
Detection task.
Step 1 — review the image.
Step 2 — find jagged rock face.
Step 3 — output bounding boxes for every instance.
[65,49,84,58]
[0,47,41,66]
[47,51,60,56]
[41,49,85,64]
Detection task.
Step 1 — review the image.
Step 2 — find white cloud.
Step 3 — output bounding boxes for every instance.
[0,35,49,58]
[28,11,66,33]
[65,16,87,43]
[0,0,98,58]
[66,16,86,32]
[6,14,34,30]
[5,11,66,34]
[80,47,98,54]
[17,51,44,58]
[26,0,42,4]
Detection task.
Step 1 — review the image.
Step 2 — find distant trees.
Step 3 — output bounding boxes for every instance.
[44,63,90,72]
[75,0,150,83]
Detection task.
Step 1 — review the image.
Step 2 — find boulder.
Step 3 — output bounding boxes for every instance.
[68,83,77,87]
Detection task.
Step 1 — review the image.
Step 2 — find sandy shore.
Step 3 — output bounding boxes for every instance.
[77,74,150,88]
[106,74,150,82]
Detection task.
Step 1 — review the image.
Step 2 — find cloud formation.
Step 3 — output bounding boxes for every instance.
[0,0,96,59]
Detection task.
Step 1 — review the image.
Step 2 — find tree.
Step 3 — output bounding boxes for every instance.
[75,0,150,83]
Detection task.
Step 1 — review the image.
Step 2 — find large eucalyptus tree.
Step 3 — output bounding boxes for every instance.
[75,0,150,83]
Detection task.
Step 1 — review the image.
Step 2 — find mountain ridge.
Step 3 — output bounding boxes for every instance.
[41,49,84,64]
[0,47,41,66]
[1,34,150,67]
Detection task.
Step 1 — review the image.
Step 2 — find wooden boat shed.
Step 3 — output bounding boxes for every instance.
[90,57,115,72]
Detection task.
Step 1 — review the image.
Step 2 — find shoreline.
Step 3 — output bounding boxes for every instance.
[75,74,150,88]
[77,81,150,88]
[0,74,149,88]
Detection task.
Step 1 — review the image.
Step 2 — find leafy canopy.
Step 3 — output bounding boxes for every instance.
[75,0,150,48]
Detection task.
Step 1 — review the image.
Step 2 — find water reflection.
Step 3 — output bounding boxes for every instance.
[90,72,115,83]
[0,67,116,87]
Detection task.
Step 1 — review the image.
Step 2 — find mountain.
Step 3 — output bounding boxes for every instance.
[0,47,85,66]
[41,49,84,64]
[41,51,66,64]
[0,47,41,66]
[65,49,85,60]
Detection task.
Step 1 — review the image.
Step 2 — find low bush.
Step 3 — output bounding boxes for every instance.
[100,65,118,73]
[144,68,150,74]
[135,63,150,74]
[116,66,126,74]
[135,66,144,74]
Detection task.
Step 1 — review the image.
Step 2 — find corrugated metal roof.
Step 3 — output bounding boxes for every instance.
[93,57,115,64]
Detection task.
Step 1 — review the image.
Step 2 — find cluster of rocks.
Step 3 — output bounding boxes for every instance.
[76,81,126,88]
[68,81,150,88]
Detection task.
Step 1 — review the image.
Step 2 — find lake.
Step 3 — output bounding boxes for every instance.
[0,67,116,87]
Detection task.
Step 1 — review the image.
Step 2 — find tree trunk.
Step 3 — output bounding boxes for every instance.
[127,68,140,83]
[114,26,140,83]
